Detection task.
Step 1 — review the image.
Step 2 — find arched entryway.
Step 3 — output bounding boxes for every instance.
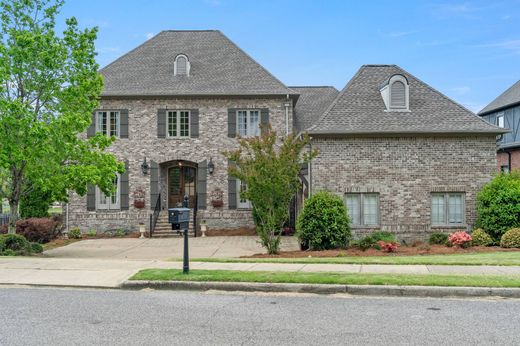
[166,160,197,208]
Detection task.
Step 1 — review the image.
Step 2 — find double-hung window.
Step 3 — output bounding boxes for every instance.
[167,110,190,138]
[237,110,260,137]
[237,180,252,209]
[496,113,505,128]
[97,111,120,137]
[431,193,465,226]
[345,193,379,226]
[96,175,120,210]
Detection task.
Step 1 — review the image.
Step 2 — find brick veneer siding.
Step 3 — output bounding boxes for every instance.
[497,149,520,172]
[310,135,497,242]
[68,96,293,232]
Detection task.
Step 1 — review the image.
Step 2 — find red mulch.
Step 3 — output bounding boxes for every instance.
[243,244,520,258]
[206,228,257,236]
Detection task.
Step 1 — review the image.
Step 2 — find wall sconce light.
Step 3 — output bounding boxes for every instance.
[141,157,150,175]
[208,157,215,174]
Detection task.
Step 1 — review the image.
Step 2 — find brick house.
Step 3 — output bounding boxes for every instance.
[478,80,520,172]
[68,31,505,240]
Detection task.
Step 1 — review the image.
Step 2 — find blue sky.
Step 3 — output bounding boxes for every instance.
[57,0,520,113]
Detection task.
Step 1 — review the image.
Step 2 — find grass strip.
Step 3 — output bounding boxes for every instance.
[130,269,520,288]
[172,252,520,266]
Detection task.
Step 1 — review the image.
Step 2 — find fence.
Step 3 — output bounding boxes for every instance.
[0,214,8,226]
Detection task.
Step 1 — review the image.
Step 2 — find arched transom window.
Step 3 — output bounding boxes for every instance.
[174,54,190,76]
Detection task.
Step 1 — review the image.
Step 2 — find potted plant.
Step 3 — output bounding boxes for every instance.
[133,188,146,209]
[210,188,224,208]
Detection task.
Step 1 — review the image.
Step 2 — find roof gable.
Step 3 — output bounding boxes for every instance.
[309,65,505,135]
[100,30,295,97]
[479,80,520,115]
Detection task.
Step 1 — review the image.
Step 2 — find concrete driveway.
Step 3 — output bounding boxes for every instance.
[43,236,300,260]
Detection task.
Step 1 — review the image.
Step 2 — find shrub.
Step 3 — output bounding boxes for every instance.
[296,191,351,250]
[0,234,31,256]
[448,231,472,248]
[500,228,520,248]
[352,231,398,251]
[68,228,82,239]
[30,242,44,253]
[0,217,62,243]
[86,229,97,237]
[471,228,494,247]
[378,241,399,253]
[476,171,520,241]
[429,232,449,245]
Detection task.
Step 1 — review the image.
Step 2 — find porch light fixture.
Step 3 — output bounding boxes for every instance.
[141,157,150,175]
[208,157,215,174]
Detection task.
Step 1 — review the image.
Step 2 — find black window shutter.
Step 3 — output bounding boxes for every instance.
[197,160,207,209]
[87,113,96,138]
[120,161,129,210]
[119,109,129,139]
[228,108,237,138]
[150,161,159,210]
[87,184,96,211]
[228,160,237,209]
[260,108,269,135]
[190,109,199,138]
[157,109,166,138]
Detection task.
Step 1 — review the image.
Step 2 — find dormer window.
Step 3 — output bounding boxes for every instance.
[380,74,409,111]
[174,54,190,76]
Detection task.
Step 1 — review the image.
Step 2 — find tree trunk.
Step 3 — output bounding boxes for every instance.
[8,199,18,234]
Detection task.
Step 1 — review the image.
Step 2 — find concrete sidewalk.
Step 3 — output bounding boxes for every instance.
[1,257,520,289]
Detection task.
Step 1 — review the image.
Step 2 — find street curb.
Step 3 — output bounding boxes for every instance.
[121,280,520,298]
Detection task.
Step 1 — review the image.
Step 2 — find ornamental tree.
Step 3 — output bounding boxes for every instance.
[224,125,317,254]
[0,0,124,233]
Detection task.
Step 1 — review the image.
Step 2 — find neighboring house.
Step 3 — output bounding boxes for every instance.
[305,65,505,241]
[68,31,505,241]
[478,80,520,172]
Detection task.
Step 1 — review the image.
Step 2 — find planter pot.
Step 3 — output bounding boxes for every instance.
[211,200,223,208]
[200,224,207,237]
[134,200,145,209]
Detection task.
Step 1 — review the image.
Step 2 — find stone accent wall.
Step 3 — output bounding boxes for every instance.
[68,96,292,232]
[310,135,497,242]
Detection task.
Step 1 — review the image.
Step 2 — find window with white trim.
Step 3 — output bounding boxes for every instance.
[431,193,465,226]
[237,180,252,209]
[96,175,120,210]
[496,113,505,128]
[167,110,190,138]
[345,193,379,226]
[96,111,120,137]
[237,110,260,137]
[174,54,190,76]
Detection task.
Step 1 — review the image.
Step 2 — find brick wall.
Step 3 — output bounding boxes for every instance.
[68,96,292,232]
[310,135,497,242]
[497,149,520,172]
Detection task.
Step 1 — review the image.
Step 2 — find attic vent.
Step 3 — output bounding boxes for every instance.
[380,74,409,111]
[174,54,190,76]
[390,81,406,108]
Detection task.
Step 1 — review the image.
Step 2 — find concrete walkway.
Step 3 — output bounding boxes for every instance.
[43,236,300,260]
[1,257,520,289]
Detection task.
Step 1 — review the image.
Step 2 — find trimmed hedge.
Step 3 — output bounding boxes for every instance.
[500,228,520,248]
[296,191,351,250]
[429,232,449,245]
[0,234,32,256]
[471,228,494,247]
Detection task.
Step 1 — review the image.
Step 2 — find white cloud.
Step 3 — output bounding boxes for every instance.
[146,33,155,40]
[476,40,520,55]
[429,2,489,19]
[450,86,471,95]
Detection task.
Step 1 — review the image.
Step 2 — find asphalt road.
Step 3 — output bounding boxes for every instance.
[1,287,519,345]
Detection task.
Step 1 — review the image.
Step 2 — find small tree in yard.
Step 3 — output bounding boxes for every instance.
[0,0,124,233]
[476,171,520,241]
[224,126,316,254]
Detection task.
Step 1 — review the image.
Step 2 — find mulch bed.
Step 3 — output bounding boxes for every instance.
[206,228,257,236]
[243,245,520,258]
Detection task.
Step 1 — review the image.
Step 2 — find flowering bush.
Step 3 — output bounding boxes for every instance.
[448,231,472,248]
[377,241,399,253]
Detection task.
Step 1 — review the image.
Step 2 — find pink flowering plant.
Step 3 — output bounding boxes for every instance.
[448,231,472,248]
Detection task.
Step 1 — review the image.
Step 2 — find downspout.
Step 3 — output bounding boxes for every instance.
[284,95,290,135]
[507,150,512,172]
[308,140,313,197]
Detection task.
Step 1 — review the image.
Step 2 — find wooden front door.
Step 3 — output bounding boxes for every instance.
[168,164,197,208]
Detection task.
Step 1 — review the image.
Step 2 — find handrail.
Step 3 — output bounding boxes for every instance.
[149,194,161,238]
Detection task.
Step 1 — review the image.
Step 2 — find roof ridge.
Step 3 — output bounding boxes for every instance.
[161,29,219,32]
[289,86,338,89]
[479,79,520,115]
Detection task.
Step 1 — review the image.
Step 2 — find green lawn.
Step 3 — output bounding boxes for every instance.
[178,251,520,266]
[130,269,520,288]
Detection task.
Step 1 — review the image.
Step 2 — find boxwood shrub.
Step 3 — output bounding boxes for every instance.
[471,228,494,247]
[429,232,449,245]
[0,234,32,256]
[296,191,351,250]
[500,228,520,248]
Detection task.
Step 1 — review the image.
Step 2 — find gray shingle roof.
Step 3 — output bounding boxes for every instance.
[100,30,296,97]
[308,65,506,135]
[290,86,339,132]
[479,80,520,115]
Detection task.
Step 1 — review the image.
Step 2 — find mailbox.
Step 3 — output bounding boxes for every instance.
[168,207,190,230]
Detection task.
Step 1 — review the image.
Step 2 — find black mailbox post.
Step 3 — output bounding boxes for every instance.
[168,205,190,273]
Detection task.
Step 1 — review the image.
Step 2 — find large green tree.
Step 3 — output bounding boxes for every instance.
[225,125,317,254]
[0,0,123,233]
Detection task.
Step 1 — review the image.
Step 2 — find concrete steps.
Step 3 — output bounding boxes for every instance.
[151,210,196,238]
